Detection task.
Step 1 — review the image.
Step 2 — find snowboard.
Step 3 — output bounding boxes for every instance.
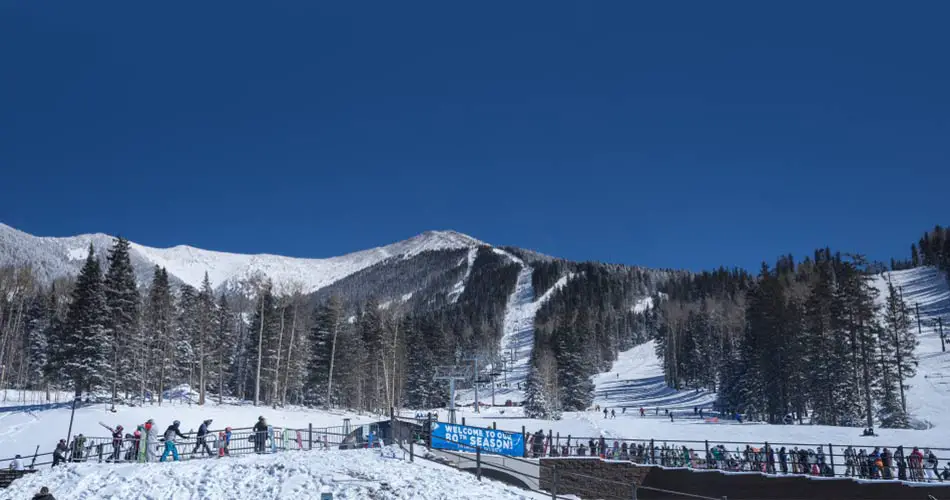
[283,429,292,451]
[218,432,226,457]
[268,425,276,453]
[296,430,303,450]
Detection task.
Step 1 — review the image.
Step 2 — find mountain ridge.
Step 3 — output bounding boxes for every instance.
[0,222,487,294]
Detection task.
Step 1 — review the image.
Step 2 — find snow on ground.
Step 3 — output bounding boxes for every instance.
[3,448,546,500]
[0,399,382,460]
[592,340,716,411]
[873,266,950,429]
[631,296,653,314]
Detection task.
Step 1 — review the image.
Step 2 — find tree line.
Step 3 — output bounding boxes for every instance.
[0,239,523,413]
[650,249,921,428]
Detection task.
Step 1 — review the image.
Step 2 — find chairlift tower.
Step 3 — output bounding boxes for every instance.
[434,365,472,424]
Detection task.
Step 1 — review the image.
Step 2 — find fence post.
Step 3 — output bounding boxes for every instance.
[427,414,433,448]
[493,421,496,430]
[547,430,553,457]
[552,464,559,499]
[308,423,313,451]
[764,442,770,473]
[705,440,710,469]
[828,443,834,477]
[97,444,103,463]
[556,432,560,456]
[462,417,466,426]
[650,439,655,465]
[631,482,637,500]
[409,439,414,462]
[476,447,482,481]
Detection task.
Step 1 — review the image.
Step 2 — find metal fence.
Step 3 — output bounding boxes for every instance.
[0,424,357,472]
[520,431,950,483]
[415,431,724,500]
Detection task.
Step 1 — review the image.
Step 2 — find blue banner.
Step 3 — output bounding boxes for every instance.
[430,422,524,457]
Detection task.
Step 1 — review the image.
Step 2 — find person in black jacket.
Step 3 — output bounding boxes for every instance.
[253,416,268,454]
[52,440,68,467]
[33,486,55,500]
[192,419,214,457]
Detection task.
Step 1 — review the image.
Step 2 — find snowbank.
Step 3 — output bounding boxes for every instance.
[3,448,545,499]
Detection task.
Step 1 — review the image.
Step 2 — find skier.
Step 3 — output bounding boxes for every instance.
[253,416,269,454]
[778,446,788,474]
[669,412,674,423]
[192,419,214,458]
[100,424,124,461]
[70,434,86,462]
[881,448,893,479]
[603,408,608,419]
[8,454,24,471]
[639,407,645,417]
[125,430,141,462]
[160,420,186,462]
[144,419,159,462]
[610,409,616,419]
[52,439,67,467]
[895,445,907,481]
[910,447,924,481]
[926,449,939,481]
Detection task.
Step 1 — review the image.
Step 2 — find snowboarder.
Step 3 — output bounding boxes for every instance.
[253,417,269,454]
[32,486,55,500]
[193,419,214,458]
[160,420,186,462]
[52,440,67,467]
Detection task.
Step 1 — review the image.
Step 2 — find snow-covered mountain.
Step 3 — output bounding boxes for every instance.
[0,222,483,294]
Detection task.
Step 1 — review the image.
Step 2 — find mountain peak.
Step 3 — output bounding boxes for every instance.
[0,223,486,294]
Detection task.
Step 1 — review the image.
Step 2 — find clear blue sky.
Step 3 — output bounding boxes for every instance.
[2,1,947,271]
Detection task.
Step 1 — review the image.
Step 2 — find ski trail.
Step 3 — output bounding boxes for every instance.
[498,264,536,391]
[875,266,950,427]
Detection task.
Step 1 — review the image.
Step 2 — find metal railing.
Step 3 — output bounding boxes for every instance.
[410,432,724,500]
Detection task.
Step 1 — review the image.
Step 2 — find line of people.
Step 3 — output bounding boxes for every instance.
[48,416,276,466]
[523,433,948,483]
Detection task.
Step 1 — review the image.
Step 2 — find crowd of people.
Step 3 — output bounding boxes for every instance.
[525,431,949,483]
[40,416,274,466]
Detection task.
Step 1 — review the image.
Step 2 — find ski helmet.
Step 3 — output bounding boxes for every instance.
[173,420,180,426]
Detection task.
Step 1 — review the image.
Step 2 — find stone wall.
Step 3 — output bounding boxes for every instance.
[541,457,950,500]
[539,457,648,499]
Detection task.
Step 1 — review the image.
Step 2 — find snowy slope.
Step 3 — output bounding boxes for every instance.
[592,340,717,410]
[873,266,950,428]
[3,448,545,500]
[459,248,574,405]
[0,223,482,294]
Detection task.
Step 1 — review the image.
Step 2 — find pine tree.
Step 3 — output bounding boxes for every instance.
[176,284,198,390]
[104,236,140,402]
[55,244,110,396]
[145,266,174,403]
[308,296,345,407]
[195,273,216,404]
[24,288,53,390]
[213,292,234,404]
[522,365,551,419]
